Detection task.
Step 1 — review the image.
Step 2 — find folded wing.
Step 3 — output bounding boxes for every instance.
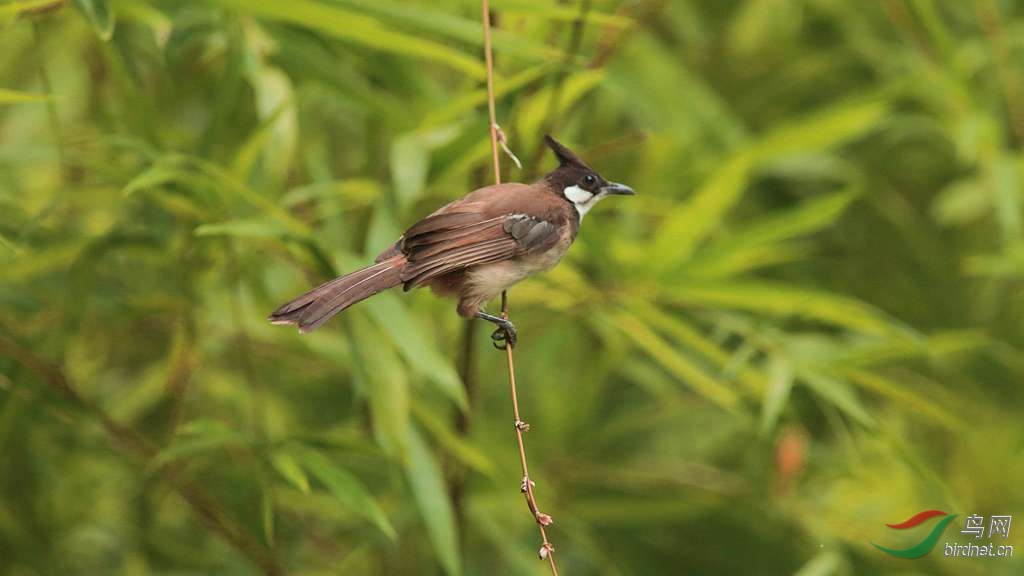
[399,211,560,290]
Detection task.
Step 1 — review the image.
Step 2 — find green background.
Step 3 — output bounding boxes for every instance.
[1,0,1022,574]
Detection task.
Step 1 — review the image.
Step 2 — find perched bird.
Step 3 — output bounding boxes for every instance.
[269,135,633,347]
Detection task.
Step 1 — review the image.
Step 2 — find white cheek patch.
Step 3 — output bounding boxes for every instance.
[563,185,593,204]
[563,184,598,220]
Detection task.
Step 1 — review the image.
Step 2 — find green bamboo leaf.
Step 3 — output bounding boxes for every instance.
[390,136,429,215]
[363,292,467,410]
[648,154,754,272]
[3,243,82,282]
[617,359,689,405]
[759,355,793,436]
[612,33,748,152]
[209,0,485,78]
[295,445,397,540]
[122,164,185,197]
[652,101,886,270]
[613,310,741,411]
[962,250,1024,279]
[493,0,633,28]
[843,369,959,428]
[347,313,411,455]
[73,0,114,40]
[267,24,404,115]
[991,154,1022,244]
[828,330,988,369]
[270,450,311,493]
[148,427,250,471]
[516,69,606,145]
[248,66,297,188]
[112,322,191,421]
[747,100,888,159]
[932,177,990,226]
[0,227,22,255]
[659,281,913,340]
[630,301,766,395]
[404,426,461,576]
[0,0,64,22]
[282,179,381,208]
[390,125,461,215]
[684,244,808,279]
[683,190,859,278]
[727,0,802,58]
[923,330,990,357]
[412,404,494,476]
[793,549,843,576]
[422,63,553,128]
[825,338,922,368]
[799,370,875,427]
[121,159,221,213]
[231,100,291,181]
[0,88,50,104]
[194,219,290,240]
[334,0,563,61]
[176,418,235,437]
[184,157,312,237]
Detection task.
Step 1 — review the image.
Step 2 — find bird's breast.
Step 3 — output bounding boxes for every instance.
[463,229,573,302]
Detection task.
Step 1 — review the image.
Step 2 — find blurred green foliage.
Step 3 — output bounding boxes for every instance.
[2,0,1023,574]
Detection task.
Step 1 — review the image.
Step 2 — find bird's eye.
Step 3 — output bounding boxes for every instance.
[581,174,596,187]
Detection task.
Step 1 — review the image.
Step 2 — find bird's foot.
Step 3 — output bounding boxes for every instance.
[474,311,519,349]
[490,319,517,349]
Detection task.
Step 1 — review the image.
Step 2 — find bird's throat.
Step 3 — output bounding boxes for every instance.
[563,184,597,219]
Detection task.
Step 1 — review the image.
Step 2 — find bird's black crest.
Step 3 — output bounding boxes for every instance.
[543,135,591,170]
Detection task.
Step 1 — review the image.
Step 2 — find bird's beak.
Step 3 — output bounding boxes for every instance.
[601,182,635,196]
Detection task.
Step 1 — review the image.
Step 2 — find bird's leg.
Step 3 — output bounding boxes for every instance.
[474,311,517,349]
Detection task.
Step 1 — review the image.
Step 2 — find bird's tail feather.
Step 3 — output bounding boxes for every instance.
[268,257,405,333]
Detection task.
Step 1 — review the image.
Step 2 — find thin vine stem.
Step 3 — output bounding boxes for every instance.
[481,1,559,573]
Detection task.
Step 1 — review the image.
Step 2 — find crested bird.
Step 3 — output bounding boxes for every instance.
[269,135,634,347]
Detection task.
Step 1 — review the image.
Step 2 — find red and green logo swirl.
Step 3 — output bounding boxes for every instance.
[870,510,958,559]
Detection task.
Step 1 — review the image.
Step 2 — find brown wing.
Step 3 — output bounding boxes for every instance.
[399,212,561,290]
[374,184,527,264]
[372,182,574,290]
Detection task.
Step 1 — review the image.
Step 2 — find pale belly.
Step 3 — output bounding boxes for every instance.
[458,235,572,315]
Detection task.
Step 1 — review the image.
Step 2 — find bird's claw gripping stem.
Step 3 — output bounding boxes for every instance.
[490,320,517,349]
[475,311,518,349]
